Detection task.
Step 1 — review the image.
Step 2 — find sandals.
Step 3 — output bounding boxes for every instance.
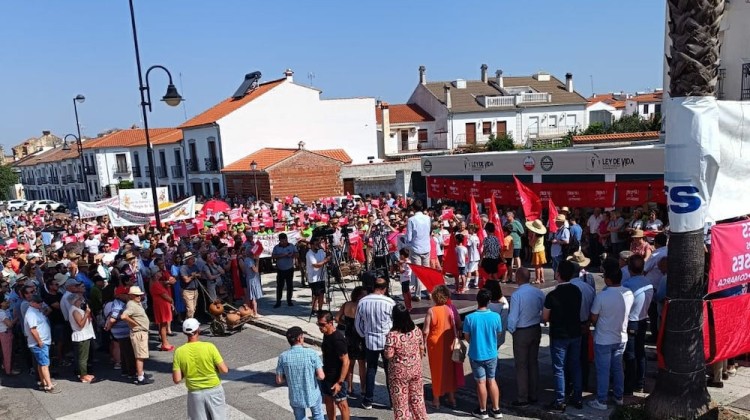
[159,345,175,352]
[44,385,61,394]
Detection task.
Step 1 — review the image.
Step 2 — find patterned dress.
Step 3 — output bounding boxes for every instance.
[384,328,428,420]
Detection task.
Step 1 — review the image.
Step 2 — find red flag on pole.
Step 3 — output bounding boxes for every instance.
[469,195,486,252]
[513,175,542,220]
[488,197,502,239]
[442,233,458,278]
[548,198,559,233]
[409,264,446,293]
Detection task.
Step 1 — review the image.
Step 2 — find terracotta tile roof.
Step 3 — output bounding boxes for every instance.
[179,78,286,128]
[15,146,80,167]
[222,148,352,173]
[81,128,181,149]
[629,92,663,103]
[423,75,587,114]
[587,93,627,109]
[375,103,434,125]
[573,131,660,145]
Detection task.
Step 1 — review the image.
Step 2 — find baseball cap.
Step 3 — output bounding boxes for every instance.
[182,318,200,335]
[53,273,69,286]
[285,326,305,342]
[64,278,83,288]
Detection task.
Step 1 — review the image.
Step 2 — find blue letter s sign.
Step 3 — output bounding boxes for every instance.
[666,185,702,214]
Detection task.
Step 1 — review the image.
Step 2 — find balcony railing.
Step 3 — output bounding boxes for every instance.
[204,157,219,172]
[480,92,552,108]
[65,174,74,184]
[529,124,580,140]
[77,174,83,183]
[156,166,168,178]
[171,165,184,178]
[50,176,60,184]
[132,166,142,178]
[84,166,97,175]
[113,165,131,176]
[38,177,47,185]
[144,166,151,177]
[185,158,200,174]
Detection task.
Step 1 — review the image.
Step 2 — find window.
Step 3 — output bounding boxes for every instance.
[482,122,492,135]
[115,154,128,173]
[643,104,650,114]
[548,115,558,128]
[655,104,662,115]
[418,129,428,142]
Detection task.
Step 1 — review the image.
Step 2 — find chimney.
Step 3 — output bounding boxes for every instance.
[444,84,452,109]
[418,65,426,85]
[284,69,294,82]
[42,130,51,136]
[565,73,574,93]
[380,101,391,142]
[480,64,488,83]
[495,69,504,88]
[297,140,305,150]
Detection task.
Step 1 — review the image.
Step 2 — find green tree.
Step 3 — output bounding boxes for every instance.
[0,165,19,200]
[485,133,515,151]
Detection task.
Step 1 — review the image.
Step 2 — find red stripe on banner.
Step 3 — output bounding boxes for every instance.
[703,293,750,362]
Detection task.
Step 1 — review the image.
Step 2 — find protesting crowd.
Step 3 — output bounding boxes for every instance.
[0,189,747,420]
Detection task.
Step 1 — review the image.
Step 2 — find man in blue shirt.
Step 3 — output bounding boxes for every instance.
[406,200,431,300]
[507,267,545,407]
[463,289,503,419]
[272,233,297,308]
[276,326,325,420]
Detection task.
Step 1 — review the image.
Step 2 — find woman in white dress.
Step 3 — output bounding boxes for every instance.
[68,294,96,383]
[240,248,262,317]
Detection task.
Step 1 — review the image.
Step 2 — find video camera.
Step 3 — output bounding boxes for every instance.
[311,226,335,241]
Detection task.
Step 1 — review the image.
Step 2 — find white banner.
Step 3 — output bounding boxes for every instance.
[710,100,750,223]
[77,197,119,218]
[107,196,195,227]
[256,230,302,259]
[118,187,170,213]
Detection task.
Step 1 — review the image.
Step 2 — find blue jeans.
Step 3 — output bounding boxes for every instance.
[292,395,324,420]
[550,337,582,404]
[594,342,626,403]
[364,348,390,405]
[551,254,564,275]
[469,358,498,380]
[624,320,648,392]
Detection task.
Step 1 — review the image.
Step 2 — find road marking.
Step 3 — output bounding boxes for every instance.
[226,404,255,419]
[57,357,279,420]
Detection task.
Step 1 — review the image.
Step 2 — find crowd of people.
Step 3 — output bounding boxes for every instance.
[0,190,746,419]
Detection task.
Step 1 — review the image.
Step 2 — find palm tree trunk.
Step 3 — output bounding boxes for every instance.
[645,0,724,418]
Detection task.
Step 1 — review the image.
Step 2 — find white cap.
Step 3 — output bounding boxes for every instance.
[183,318,200,335]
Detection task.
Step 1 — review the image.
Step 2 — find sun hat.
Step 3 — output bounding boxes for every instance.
[566,251,591,268]
[183,251,195,260]
[128,286,145,296]
[525,219,547,235]
[561,206,570,213]
[631,229,644,238]
[53,273,69,286]
[555,214,567,222]
[182,318,200,335]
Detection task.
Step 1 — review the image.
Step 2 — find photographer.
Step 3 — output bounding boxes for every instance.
[306,236,331,313]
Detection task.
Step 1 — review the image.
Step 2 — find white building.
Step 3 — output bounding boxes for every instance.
[377,65,588,157]
[15,145,87,205]
[624,91,663,119]
[178,69,377,197]
[586,93,627,126]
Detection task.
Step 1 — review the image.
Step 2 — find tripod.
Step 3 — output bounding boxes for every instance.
[307,235,350,322]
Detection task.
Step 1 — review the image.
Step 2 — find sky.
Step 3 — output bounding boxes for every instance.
[0,0,666,148]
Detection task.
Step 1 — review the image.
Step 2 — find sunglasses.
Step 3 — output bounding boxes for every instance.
[316,322,328,327]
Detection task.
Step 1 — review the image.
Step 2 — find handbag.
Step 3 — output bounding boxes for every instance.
[448,305,467,363]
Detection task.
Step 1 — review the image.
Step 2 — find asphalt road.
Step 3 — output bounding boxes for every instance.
[0,324,535,420]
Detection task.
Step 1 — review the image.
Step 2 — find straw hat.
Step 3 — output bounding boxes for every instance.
[566,251,591,268]
[631,229,644,238]
[525,219,547,235]
[554,214,567,223]
[128,286,145,296]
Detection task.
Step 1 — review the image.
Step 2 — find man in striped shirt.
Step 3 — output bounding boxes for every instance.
[355,277,395,410]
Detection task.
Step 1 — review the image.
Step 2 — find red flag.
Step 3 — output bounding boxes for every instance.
[469,195,486,252]
[488,197,502,239]
[548,198,559,233]
[442,233,458,278]
[409,264,446,293]
[513,175,542,220]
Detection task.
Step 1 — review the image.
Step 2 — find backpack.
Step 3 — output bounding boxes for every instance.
[563,228,580,257]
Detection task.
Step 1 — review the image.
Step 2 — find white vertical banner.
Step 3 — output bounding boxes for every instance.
[118,187,170,212]
[664,97,721,232]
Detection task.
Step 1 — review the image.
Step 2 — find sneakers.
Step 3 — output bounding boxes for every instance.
[361,401,373,410]
[545,401,566,412]
[113,363,121,370]
[588,400,608,411]
[489,408,503,418]
[472,408,489,419]
[613,398,624,406]
[44,386,61,394]
[134,376,154,385]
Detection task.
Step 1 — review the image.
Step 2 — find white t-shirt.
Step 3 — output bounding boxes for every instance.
[68,306,96,343]
[467,234,481,262]
[84,238,100,254]
[0,309,9,333]
[306,249,327,284]
[399,260,412,284]
[456,245,468,268]
[591,286,634,345]
[588,214,603,234]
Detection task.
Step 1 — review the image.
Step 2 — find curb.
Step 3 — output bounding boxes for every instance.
[245,316,325,347]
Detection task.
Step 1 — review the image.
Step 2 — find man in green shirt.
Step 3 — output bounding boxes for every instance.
[172,318,229,420]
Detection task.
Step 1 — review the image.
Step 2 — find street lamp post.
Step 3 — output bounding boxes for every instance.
[128,0,183,227]
[250,160,259,202]
[72,94,89,202]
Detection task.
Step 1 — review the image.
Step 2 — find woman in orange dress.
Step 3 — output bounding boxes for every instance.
[422,285,460,409]
[149,266,174,351]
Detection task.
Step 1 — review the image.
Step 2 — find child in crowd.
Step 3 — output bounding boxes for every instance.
[502,224,514,283]
[466,225,481,289]
[398,248,413,311]
[455,233,468,293]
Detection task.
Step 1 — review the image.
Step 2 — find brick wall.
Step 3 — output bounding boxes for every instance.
[267,151,343,202]
[224,172,271,201]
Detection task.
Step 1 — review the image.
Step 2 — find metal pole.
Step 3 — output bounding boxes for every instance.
[253,170,259,201]
[129,0,161,227]
[73,100,90,202]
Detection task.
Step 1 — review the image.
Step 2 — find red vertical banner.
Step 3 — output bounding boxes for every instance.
[468,181,482,199]
[483,182,511,205]
[589,183,615,208]
[531,184,555,203]
[615,182,650,206]
[445,179,466,201]
[427,177,444,199]
[559,183,586,206]
[650,180,666,204]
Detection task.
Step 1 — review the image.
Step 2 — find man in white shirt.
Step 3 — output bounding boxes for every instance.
[550,215,570,275]
[405,200,431,301]
[588,262,634,411]
[83,234,100,255]
[306,236,330,313]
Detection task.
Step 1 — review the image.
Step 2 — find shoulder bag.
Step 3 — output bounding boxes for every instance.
[448,305,467,363]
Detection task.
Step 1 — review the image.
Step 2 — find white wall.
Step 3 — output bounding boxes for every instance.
[380,121,438,154]
[180,125,223,197]
[450,110,518,145]
[216,81,377,164]
[718,1,750,101]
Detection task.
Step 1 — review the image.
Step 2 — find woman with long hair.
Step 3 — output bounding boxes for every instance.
[240,247,262,317]
[422,285,459,410]
[384,304,428,420]
[335,286,368,397]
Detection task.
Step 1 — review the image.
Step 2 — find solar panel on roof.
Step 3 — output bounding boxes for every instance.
[232,71,262,99]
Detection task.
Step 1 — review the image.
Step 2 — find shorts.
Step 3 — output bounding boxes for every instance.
[458,266,467,276]
[470,357,498,380]
[310,282,326,297]
[504,258,513,269]
[30,343,50,367]
[467,261,478,273]
[320,379,348,402]
[513,249,521,258]
[481,258,499,274]
[401,281,411,294]
[130,330,150,360]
